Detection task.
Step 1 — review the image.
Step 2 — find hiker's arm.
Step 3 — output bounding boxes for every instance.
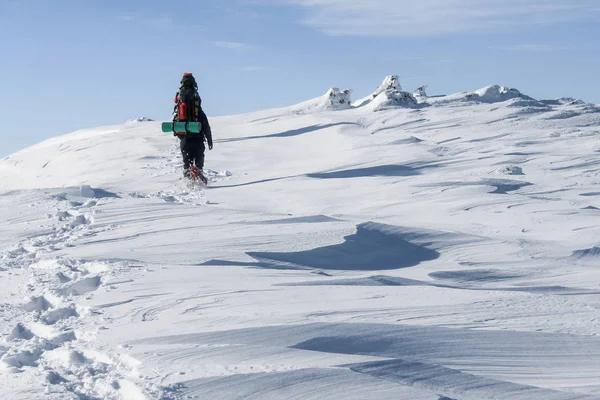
[199,108,213,150]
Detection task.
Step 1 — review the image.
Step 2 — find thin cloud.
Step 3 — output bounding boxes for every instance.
[213,41,249,50]
[144,17,176,30]
[490,44,568,52]
[116,13,203,32]
[242,66,267,71]
[277,0,599,36]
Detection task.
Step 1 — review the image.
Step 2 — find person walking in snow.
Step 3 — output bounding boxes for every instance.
[172,72,213,184]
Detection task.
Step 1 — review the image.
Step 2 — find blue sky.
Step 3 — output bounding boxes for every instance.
[1,0,599,156]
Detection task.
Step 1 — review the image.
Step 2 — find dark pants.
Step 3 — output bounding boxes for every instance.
[179,135,205,176]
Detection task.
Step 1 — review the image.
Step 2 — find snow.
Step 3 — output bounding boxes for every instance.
[293,87,353,113]
[353,75,403,107]
[366,89,419,111]
[414,84,428,98]
[2,76,600,399]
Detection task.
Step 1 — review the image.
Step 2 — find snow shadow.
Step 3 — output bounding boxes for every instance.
[544,110,581,120]
[199,260,258,267]
[175,368,428,399]
[282,275,426,287]
[281,273,600,295]
[51,186,120,199]
[134,323,600,399]
[389,136,425,145]
[429,269,525,283]
[247,222,440,271]
[133,322,600,373]
[307,163,437,179]
[571,246,600,259]
[370,119,429,135]
[349,359,588,400]
[216,122,358,143]
[426,179,532,194]
[234,215,341,225]
[210,175,299,189]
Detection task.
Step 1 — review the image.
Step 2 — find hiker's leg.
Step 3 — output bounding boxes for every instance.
[195,140,206,170]
[180,137,192,176]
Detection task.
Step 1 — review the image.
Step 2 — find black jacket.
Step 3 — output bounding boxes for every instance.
[198,106,213,148]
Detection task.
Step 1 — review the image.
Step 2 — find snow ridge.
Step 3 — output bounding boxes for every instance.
[296,76,551,114]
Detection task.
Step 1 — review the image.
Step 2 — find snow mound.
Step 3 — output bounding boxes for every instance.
[540,98,586,106]
[495,165,524,176]
[367,89,419,112]
[354,75,402,107]
[467,85,532,103]
[429,85,534,106]
[126,117,154,123]
[293,88,353,113]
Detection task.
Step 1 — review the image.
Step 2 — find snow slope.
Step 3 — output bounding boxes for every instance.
[2,78,600,399]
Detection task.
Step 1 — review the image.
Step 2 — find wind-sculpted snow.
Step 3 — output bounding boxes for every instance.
[247,223,440,271]
[3,76,600,398]
[134,322,600,399]
[350,359,597,400]
[427,85,536,107]
[426,178,533,194]
[307,163,436,179]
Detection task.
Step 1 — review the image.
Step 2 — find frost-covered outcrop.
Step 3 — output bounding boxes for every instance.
[293,88,353,113]
[354,75,402,107]
[290,77,577,114]
[413,85,428,98]
[367,89,419,111]
[352,75,418,111]
[126,117,155,123]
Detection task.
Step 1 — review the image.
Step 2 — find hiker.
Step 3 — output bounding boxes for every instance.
[172,72,213,183]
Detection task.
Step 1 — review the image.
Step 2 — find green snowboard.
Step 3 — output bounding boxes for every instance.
[162,121,202,133]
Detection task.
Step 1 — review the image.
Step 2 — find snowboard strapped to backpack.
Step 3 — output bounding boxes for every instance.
[172,73,203,135]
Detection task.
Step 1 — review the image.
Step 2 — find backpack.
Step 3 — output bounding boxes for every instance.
[173,73,201,123]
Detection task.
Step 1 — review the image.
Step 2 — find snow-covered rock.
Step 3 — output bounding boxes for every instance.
[367,89,419,111]
[413,84,428,98]
[293,87,353,113]
[126,117,154,123]
[354,75,402,107]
